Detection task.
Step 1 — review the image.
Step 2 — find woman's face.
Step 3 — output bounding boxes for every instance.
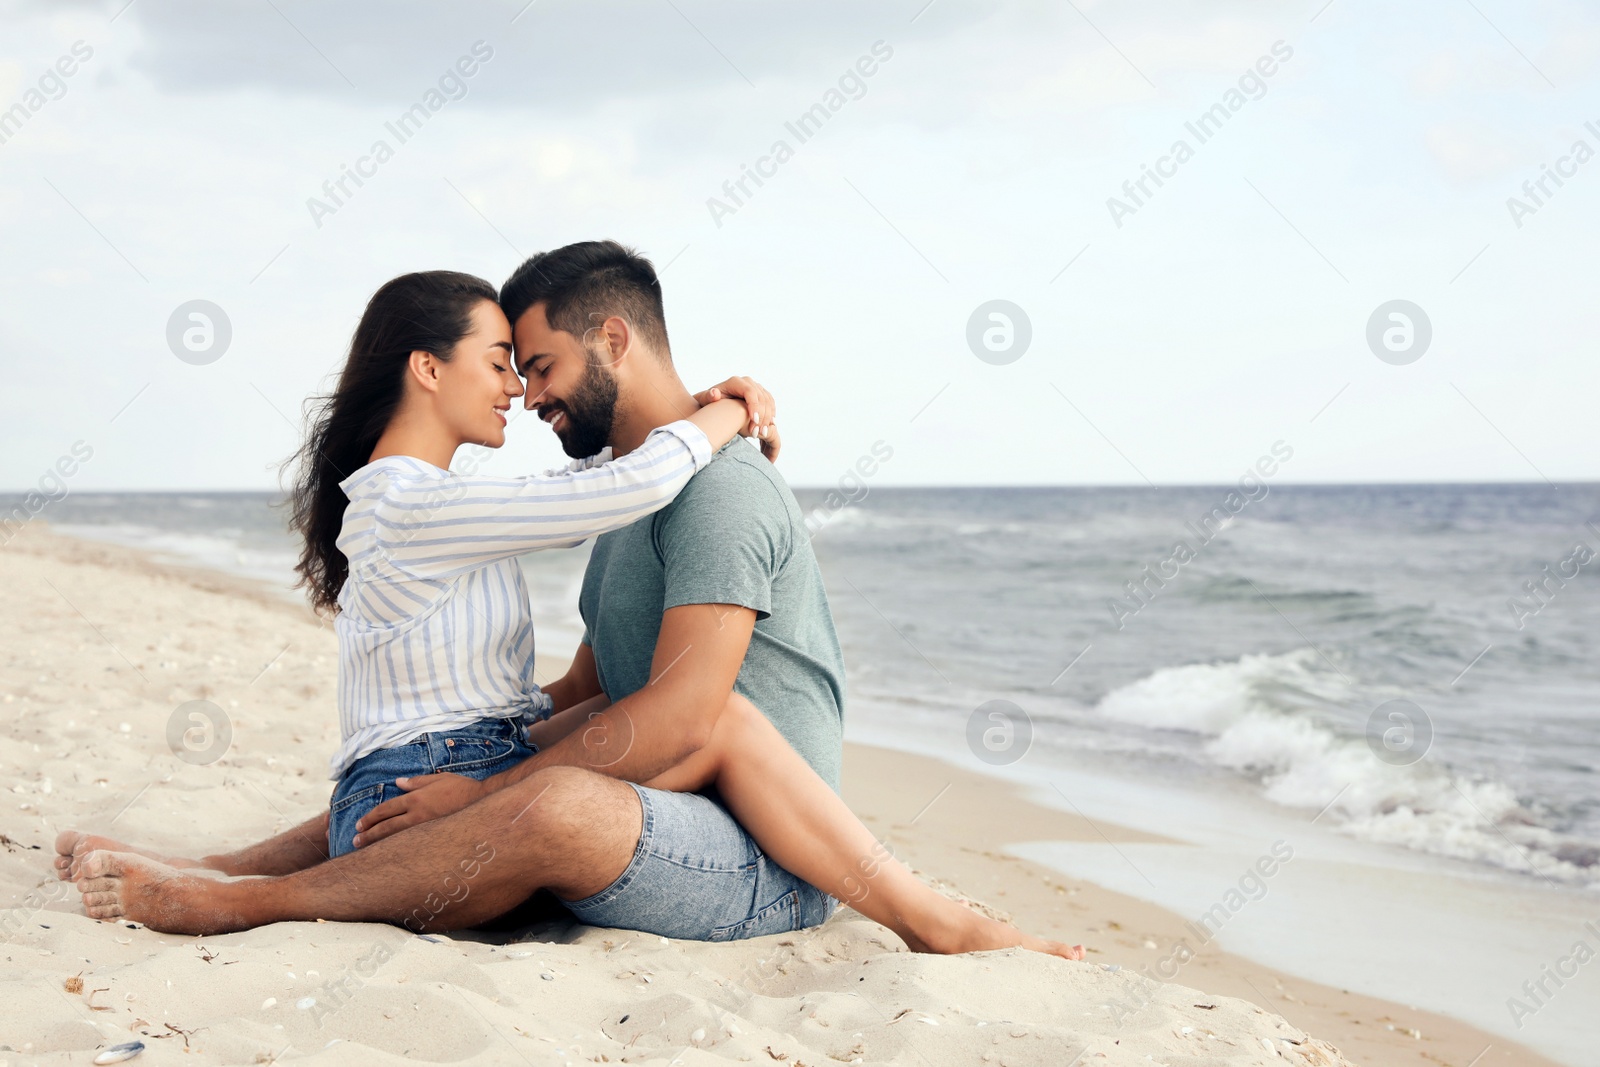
[436,300,523,449]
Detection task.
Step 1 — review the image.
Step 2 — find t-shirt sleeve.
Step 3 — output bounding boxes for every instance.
[657,463,786,621]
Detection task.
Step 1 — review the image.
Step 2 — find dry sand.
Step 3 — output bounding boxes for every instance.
[0,525,1558,1066]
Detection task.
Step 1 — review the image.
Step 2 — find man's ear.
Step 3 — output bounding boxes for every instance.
[597,315,633,369]
[407,349,444,392]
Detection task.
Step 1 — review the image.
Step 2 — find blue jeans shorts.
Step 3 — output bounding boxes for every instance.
[328,717,536,858]
[563,782,837,941]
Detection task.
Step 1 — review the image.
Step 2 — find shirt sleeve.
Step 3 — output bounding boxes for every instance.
[657,459,787,621]
[368,420,712,580]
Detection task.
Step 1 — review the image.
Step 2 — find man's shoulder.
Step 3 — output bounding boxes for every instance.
[671,439,797,517]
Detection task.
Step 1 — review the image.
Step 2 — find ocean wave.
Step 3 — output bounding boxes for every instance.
[53,523,299,586]
[1096,651,1600,887]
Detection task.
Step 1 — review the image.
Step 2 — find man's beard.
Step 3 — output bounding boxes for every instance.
[550,355,619,459]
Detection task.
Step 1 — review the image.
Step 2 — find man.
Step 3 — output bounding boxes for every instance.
[58,241,848,940]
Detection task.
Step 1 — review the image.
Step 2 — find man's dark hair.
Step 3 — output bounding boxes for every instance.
[500,240,671,359]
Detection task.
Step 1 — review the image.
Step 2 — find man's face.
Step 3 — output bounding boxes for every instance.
[512,302,620,459]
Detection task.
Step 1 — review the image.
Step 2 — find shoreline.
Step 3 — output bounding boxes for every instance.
[841,743,1564,1067]
[0,524,1565,1066]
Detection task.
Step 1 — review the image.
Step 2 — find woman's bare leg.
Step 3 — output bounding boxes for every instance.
[642,695,1084,960]
[57,813,331,881]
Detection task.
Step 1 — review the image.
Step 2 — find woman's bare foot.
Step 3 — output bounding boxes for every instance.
[901,901,1085,961]
[54,830,213,881]
[72,850,250,935]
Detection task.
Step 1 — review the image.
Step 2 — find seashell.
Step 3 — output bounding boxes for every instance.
[93,1041,145,1064]
[296,997,317,1010]
[261,997,277,1010]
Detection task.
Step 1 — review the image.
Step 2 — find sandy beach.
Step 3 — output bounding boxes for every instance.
[0,525,1561,1067]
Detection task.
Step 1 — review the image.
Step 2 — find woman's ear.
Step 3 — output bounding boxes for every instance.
[407,349,443,392]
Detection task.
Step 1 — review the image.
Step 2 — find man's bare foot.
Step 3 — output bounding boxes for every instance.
[902,903,1085,961]
[73,850,250,935]
[54,830,214,881]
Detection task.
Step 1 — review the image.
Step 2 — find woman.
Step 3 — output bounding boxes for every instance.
[64,269,1082,960]
[287,270,770,855]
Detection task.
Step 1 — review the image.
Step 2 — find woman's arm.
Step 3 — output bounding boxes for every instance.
[693,377,779,462]
[685,396,755,452]
[363,404,747,580]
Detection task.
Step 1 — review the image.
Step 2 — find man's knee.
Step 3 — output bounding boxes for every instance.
[502,767,642,900]
[505,767,638,846]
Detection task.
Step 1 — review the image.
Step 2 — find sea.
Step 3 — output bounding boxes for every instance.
[15,482,1600,1061]
[20,483,1598,888]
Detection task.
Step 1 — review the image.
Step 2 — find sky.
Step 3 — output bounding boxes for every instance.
[2,0,1598,491]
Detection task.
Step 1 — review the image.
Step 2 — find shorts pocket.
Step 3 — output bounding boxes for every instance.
[331,781,388,816]
[708,888,801,943]
[327,781,391,858]
[439,734,517,774]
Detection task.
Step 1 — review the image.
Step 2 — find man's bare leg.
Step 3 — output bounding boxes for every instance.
[57,697,610,885]
[643,695,1086,961]
[57,812,331,881]
[71,767,637,935]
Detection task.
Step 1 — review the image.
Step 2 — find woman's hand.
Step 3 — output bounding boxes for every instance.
[353,773,488,847]
[693,376,775,444]
[755,420,780,463]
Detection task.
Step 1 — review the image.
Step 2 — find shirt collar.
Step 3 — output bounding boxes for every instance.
[338,454,449,495]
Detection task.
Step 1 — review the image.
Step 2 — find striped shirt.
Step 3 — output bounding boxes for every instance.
[328,420,713,779]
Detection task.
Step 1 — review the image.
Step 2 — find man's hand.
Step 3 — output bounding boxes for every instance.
[353,773,487,848]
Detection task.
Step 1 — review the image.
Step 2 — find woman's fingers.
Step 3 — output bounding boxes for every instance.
[759,422,782,463]
[701,377,776,433]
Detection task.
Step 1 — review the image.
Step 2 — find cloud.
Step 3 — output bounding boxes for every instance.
[47,0,987,107]
[1425,121,1527,183]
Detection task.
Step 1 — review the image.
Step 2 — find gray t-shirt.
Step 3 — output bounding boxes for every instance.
[578,438,847,790]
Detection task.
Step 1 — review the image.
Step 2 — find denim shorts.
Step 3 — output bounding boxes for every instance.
[328,717,536,858]
[563,783,837,941]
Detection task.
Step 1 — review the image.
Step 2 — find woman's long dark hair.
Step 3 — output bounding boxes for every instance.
[288,270,499,614]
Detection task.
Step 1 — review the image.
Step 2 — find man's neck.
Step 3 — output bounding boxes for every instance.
[609,371,700,457]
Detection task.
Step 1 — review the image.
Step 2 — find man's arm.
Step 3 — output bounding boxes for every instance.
[540,641,605,714]
[354,604,754,846]
[493,602,755,786]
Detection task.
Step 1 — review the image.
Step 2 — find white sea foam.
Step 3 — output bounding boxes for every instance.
[1096,652,1600,887]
